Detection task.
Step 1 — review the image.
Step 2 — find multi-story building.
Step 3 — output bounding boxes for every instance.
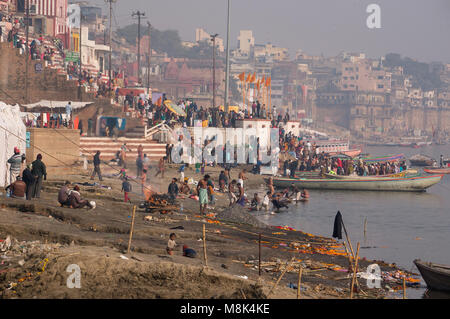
[339,59,391,93]
[195,28,224,53]
[236,30,254,57]
[254,43,288,61]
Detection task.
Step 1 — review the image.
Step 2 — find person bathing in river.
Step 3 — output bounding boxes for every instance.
[271,193,289,212]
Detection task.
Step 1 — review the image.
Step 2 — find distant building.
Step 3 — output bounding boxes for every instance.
[340,59,391,93]
[254,43,288,61]
[236,30,254,57]
[195,28,224,52]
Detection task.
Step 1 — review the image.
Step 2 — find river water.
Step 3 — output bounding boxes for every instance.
[255,145,450,298]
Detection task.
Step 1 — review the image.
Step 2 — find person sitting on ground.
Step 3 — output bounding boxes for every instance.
[250,193,261,211]
[68,185,95,209]
[58,181,72,207]
[167,233,177,255]
[180,179,190,195]
[261,191,271,211]
[182,245,197,258]
[122,177,132,203]
[5,176,26,199]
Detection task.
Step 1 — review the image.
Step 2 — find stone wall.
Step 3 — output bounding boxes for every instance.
[26,128,80,167]
[0,43,91,104]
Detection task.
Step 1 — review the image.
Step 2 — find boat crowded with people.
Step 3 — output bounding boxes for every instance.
[268,174,443,192]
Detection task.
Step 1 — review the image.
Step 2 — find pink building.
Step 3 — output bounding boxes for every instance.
[29,0,68,37]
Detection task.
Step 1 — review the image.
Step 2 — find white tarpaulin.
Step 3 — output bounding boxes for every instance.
[23,100,93,110]
[0,102,26,187]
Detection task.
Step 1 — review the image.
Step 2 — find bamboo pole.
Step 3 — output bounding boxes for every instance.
[341,218,355,259]
[297,266,303,299]
[258,233,262,277]
[268,258,294,298]
[203,224,208,267]
[343,241,353,271]
[127,205,137,254]
[350,242,360,299]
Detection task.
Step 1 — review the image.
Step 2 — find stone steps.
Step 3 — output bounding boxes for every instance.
[80,137,166,161]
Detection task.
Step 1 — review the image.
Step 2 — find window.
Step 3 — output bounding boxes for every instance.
[378,84,384,89]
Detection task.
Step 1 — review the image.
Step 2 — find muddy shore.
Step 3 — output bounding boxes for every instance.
[0,161,418,299]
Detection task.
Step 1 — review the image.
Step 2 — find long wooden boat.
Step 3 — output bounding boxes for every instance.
[268,174,443,192]
[414,259,450,292]
[325,170,419,179]
[424,168,450,175]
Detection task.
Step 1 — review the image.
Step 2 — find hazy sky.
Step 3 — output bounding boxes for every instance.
[90,0,450,63]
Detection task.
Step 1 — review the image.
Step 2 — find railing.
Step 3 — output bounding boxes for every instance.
[144,123,174,140]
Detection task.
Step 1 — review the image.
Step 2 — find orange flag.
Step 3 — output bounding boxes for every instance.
[246,74,252,83]
[265,76,271,87]
[261,75,265,86]
[250,72,256,83]
[256,79,261,91]
[238,72,245,82]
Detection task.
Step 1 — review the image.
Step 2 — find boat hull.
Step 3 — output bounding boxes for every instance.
[270,175,443,192]
[414,260,450,292]
[325,170,418,180]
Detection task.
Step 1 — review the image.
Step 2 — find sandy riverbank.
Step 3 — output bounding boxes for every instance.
[0,161,418,299]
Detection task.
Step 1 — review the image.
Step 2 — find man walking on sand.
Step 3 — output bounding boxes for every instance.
[91,151,103,181]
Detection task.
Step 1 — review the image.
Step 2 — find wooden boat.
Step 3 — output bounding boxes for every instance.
[325,170,419,179]
[267,174,443,192]
[414,259,450,292]
[409,154,436,167]
[424,168,450,174]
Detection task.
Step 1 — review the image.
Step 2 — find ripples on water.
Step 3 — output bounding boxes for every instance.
[255,145,450,299]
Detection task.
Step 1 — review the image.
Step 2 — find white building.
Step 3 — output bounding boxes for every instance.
[80,26,109,74]
[195,28,224,52]
[237,30,254,56]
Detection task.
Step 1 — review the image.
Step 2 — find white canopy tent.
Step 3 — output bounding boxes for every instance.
[0,102,26,187]
[23,100,93,110]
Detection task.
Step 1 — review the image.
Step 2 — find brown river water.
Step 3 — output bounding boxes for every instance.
[255,145,450,298]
